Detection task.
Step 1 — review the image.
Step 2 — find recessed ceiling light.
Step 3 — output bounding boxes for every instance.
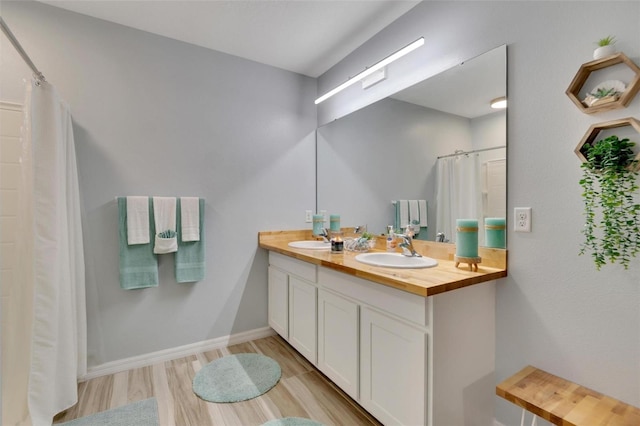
[490,96,507,109]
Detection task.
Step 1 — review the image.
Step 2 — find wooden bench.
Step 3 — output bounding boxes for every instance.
[496,365,640,426]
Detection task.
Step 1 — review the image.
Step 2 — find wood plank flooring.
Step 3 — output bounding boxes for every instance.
[53,335,382,426]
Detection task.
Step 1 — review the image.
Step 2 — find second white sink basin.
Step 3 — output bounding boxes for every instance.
[355,252,438,269]
[288,240,331,250]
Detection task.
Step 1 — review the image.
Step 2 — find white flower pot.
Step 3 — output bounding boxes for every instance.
[593,45,616,60]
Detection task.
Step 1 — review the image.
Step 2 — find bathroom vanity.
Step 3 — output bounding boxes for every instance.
[259,230,507,426]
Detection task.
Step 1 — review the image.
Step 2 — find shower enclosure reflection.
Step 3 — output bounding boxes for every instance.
[316,45,507,246]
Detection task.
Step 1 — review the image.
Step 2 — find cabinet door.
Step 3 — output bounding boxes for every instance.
[318,289,359,400]
[360,307,427,426]
[268,266,288,339]
[288,276,317,364]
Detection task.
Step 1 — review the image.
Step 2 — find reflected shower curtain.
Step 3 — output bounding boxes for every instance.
[435,154,482,244]
[18,79,87,425]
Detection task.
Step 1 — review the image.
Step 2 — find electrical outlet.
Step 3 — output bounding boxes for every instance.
[305,210,313,223]
[514,207,532,232]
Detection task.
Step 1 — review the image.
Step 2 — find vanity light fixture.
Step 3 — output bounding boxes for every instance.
[490,96,507,109]
[314,37,425,105]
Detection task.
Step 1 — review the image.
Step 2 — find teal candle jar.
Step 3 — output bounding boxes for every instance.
[330,214,341,232]
[456,219,479,258]
[312,214,324,236]
[485,217,506,249]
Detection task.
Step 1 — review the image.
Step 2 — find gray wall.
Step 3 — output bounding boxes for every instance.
[318,1,640,424]
[471,111,506,152]
[1,1,317,366]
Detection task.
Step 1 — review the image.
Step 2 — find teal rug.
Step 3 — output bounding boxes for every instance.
[262,418,324,426]
[193,353,281,403]
[58,398,158,426]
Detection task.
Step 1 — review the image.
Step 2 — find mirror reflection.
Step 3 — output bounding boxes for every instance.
[317,45,507,247]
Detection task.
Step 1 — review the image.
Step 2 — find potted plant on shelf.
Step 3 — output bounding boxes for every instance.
[579,135,640,269]
[582,82,626,107]
[593,35,617,60]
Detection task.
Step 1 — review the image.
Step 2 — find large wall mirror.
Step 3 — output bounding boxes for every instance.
[317,44,507,247]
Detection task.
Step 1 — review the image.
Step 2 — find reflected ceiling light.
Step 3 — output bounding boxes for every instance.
[314,37,425,105]
[490,96,507,109]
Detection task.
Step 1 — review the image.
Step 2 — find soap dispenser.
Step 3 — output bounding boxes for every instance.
[386,225,397,252]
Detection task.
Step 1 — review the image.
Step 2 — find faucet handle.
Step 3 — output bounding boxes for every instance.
[404,225,415,238]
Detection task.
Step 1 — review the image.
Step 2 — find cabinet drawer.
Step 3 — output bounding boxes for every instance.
[319,267,428,328]
[269,251,317,283]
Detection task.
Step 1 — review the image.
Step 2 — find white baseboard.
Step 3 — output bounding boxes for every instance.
[80,326,276,381]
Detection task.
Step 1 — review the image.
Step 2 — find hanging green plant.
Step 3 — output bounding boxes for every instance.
[579,135,640,269]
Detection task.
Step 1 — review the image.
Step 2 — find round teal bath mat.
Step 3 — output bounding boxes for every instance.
[193,353,281,403]
[262,418,324,426]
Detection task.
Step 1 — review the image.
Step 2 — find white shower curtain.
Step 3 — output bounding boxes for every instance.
[435,154,482,244]
[18,79,87,425]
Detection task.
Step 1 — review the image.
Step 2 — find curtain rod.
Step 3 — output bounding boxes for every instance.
[437,145,506,159]
[0,17,45,83]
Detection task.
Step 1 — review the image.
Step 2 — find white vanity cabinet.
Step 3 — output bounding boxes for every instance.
[268,252,318,365]
[267,251,496,426]
[319,267,430,425]
[317,288,359,400]
[267,265,289,338]
[288,276,317,363]
[360,307,427,426]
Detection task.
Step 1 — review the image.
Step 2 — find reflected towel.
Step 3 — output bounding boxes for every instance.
[409,200,419,225]
[180,197,200,242]
[418,200,428,227]
[399,200,409,229]
[153,197,178,254]
[175,198,205,283]
[126,196,150,245]
[118,197,158,289]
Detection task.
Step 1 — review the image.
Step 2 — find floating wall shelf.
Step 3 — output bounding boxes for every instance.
[574,117,640,171]
[566,52,640,114]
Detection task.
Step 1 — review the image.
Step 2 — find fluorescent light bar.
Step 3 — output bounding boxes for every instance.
[490,96,507,109]
[315,37,425,105]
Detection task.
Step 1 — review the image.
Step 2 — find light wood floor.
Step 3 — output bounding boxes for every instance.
[53,335,382,426]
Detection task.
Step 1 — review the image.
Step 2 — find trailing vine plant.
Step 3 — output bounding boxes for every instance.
[579,135,640,269]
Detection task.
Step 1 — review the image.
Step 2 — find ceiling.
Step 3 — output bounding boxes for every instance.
[392,45,506,119]
[39,0,421,78]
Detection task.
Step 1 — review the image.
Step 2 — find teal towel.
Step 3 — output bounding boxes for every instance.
[175,198,205,283]
[118,197,159,289]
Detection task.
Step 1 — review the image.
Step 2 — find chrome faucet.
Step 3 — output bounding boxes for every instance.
[397,228,422,257]
[436,232,446,243]
[317,228,330,242]
[353,225,367,234]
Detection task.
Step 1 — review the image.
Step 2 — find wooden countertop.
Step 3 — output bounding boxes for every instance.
[258,229,507,297]
[496,365,640,426]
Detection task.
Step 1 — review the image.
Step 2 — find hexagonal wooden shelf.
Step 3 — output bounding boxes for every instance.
[566,52,640,114]
[574,117,640,171]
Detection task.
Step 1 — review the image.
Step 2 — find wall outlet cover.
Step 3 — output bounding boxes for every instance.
[514,207,532,232]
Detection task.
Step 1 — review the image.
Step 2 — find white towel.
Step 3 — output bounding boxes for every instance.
[418,200,428,227]
[409,200,419,225]
[126,196,150,245]
[153,197,178,254]
[399,200,409,229]
[180,197,200,242]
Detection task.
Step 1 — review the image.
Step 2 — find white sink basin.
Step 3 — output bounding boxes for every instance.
[288,240,331,250]
[355,252,438,269]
